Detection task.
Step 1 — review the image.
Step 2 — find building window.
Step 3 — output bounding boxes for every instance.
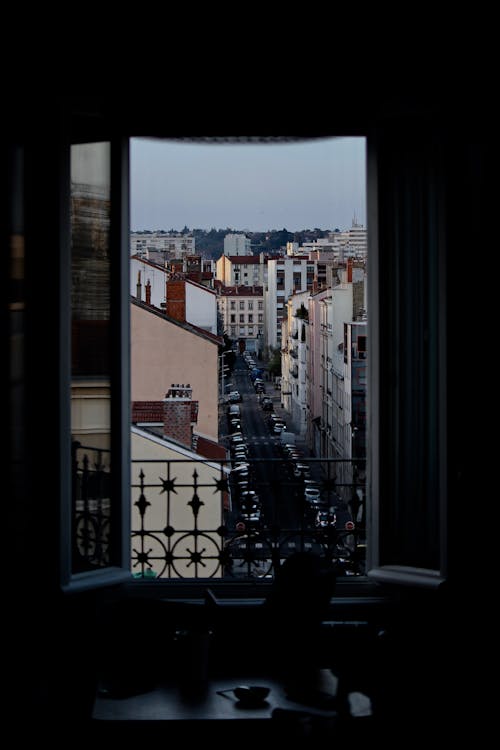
[230,301,235,310]
[239,314,244,323]
[239,301,244,310]
[248,314,253,323]
[230,314,235,323]
[258,301,263,310]
[248,301,253,310]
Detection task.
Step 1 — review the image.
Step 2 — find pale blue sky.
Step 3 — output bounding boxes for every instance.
[130,137,366,233]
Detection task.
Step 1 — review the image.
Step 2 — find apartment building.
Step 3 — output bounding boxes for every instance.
[131,231,195,259]
[223,232,251,256]
[216,253,267,287]
[216,284,264,354]
[266,256,314,349]
[280,290,310,436]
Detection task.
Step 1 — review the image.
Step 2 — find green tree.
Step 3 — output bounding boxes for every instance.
[220,333,235,372]
[267,347,282,377]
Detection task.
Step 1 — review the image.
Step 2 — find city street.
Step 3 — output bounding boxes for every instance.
[221,353,319,531]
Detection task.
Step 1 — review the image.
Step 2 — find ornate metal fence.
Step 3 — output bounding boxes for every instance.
[71,446,366,579]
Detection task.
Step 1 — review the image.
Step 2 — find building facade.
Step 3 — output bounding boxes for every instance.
[131,232,195,259]
[131,256,218,334]
[266,256,314,350]
[280,290,310,436]
[216,285,264,353]
[131,299,221,441]
[216,253,267,288]
[223,233,251,256]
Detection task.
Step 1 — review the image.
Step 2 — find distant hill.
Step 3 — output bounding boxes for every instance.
[190,227,333,259]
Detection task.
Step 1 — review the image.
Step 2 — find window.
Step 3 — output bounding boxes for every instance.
[230,301,235,310]
[248,314,253,323]
[239,314,244,323]
[239,301,244,310]
[248,301,253,310]
[54,129,450,597]
[258,301,263,310]
[62,136,131,591]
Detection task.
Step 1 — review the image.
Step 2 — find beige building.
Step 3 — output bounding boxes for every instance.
[131,426,227,579]
[215,253,267,287]
[131,298,222,441]
[130,384,228,580]
[216,284,264,354]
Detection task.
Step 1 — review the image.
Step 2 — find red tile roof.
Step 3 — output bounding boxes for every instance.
[132,401,164,422]
[228,255,260,263]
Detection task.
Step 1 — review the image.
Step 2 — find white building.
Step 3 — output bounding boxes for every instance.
[281,290,310,436]
[306,287,332,455]
[223,233,251,256]
[265,256,313,350]
[319,266,366,480]
[327,220,367,261]
[131,232,195,259]
[131,256,218,334]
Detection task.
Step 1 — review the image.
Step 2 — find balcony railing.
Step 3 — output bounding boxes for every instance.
[72,449,366,581]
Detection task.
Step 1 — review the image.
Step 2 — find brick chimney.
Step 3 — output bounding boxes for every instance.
[145,279,151,305]
[136,270,142,300]
[166,279,186,322]
[162,383,198,448]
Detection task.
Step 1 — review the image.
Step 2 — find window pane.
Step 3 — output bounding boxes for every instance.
[130,137,367,581]
[70,142,112,574]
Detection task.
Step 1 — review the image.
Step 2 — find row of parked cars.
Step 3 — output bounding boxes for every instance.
[279,442,331,516]
[227,431,263,531]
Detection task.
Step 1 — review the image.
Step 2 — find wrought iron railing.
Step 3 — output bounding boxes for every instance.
[130,456,366,580]
[71,447,366,580]
[72,441,111,572]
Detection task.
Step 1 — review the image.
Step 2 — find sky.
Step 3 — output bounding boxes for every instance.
[130,137,366,233]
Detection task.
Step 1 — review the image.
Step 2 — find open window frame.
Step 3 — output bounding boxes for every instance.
[59,125,449,601]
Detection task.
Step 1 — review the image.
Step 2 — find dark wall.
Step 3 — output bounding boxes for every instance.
[3,92,481,739]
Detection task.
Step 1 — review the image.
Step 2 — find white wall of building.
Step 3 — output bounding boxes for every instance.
[131,256,166,308]
[223,233,251,256]
[266,257,309,349]
[185,282,217,333]
[131,257,217,333]
[131,232,195,258]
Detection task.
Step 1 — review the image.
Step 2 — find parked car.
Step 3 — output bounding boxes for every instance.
[315,508,337,528]
[304,486,322,503]
[293,462,311,478]
[229,419,241,432]
[229,390,242,403]
[237,507,262,529]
